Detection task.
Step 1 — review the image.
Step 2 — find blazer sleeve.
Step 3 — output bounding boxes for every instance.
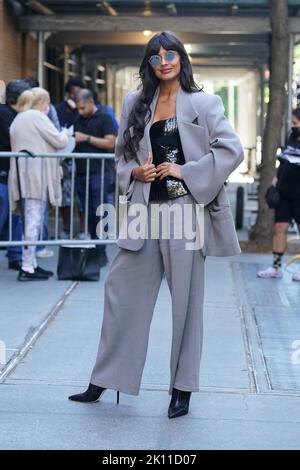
[115,94,140,198]
[33,112,69,150]
[180,95,244,206]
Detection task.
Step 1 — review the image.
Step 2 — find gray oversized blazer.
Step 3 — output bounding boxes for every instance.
[115,85,244,256]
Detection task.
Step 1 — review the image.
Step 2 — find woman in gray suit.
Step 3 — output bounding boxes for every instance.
[69,31,244,419]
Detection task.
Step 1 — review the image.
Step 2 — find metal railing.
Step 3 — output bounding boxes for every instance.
[0,152,119,247]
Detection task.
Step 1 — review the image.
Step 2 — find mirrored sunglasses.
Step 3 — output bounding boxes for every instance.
[148,50,178,67]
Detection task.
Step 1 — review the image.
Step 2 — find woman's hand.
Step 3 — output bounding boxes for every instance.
[132,153,157,182]
[156,162,183,180]
[272,176,278,186]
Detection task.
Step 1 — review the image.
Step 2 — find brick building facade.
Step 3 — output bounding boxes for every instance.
[0,0,37,89]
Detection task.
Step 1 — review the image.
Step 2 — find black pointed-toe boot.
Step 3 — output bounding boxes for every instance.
[68,383,106,403]
[168,388,191,419]
[68,383,120,404]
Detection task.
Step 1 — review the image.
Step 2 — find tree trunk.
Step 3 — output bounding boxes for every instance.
[249,0,289,250]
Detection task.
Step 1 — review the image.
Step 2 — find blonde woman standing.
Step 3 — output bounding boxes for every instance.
[9,87,68,281]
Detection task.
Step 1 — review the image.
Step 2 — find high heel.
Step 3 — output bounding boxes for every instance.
[168,388,191,419]
[68,383,106,402]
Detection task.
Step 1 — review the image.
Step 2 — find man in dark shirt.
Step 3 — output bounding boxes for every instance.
[0,80,30,270]
[277,132,300,199]
[257,108,300,281]
[74,89,116,266]
[56,78,85,129]
[55,78,85,238]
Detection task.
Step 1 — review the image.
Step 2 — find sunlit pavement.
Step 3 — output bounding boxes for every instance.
[1,241,300,449]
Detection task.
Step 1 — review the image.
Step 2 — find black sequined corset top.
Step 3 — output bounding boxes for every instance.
[149,116,189,201]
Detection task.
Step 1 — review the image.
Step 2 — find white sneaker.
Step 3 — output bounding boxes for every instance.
[59,230,70,239]
[76,232,91,240]
[257,266,283,278]
[36,248,54,258]
[292,270,300,282]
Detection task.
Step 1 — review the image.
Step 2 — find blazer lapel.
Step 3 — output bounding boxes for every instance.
[141,86,159,200]
[177,88,209,162]
[143,86,160,158]
[176,86,199,125]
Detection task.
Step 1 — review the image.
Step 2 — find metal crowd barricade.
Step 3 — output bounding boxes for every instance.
[0,151,119,248]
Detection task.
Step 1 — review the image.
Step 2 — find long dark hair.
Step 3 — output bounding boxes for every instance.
[123,31,203,161]
[292,108,300,122]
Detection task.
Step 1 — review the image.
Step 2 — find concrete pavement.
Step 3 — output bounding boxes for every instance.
[1,246,300,449]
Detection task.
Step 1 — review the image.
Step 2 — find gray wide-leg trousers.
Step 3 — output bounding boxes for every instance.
[90,194,206,395]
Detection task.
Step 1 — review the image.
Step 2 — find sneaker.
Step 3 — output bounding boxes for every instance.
[35,266,54,277]
[36,248,54,258]
[8,260,21,271]
[76,232,91,240]
[257,266,283,278]
[18,269,50,281]
[292,270,300,282]
[60,230,70,239]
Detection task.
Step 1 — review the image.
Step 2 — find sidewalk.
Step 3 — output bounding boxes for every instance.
[1,246,300,450]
